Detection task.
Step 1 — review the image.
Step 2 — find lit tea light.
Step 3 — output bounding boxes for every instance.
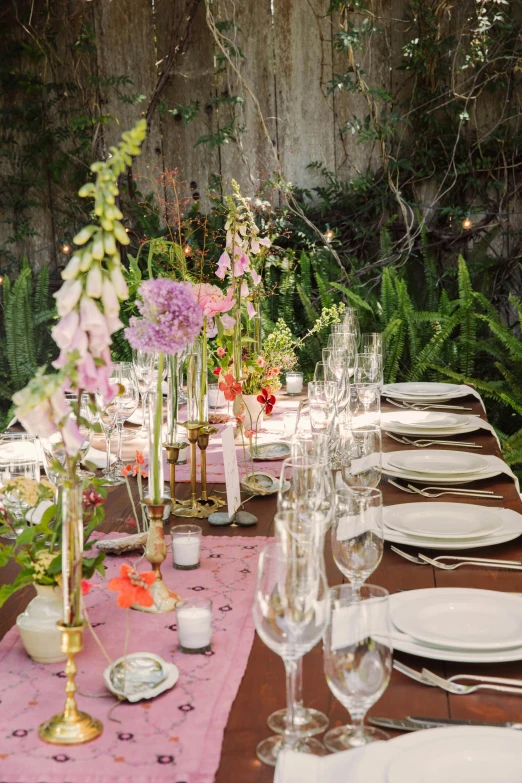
[175,598,212,654]
[171,524,202,570]
[286,372,304,395]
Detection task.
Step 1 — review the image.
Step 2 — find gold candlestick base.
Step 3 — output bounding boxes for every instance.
[133,500,178,613]
[173,424,225,518]
[164,441,188,513]
[39,623,103,745]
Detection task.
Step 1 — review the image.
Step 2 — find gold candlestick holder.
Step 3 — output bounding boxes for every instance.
[39,622,103,745]
[164,441,188,512]
[173,423,225,518]
[197,426,225,514]
[133,499,178,613]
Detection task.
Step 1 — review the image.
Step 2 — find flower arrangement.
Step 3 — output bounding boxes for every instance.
[121,450,148,532]
[0,479,107,608]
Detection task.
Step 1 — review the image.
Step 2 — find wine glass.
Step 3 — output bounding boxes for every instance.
[340,424,382,488]
[132,348,155,438]
[112,363,139,470]
[278,455,333,527]
[65,393,94,478]
[95,377,124,485]
[0,435,40,538]
[354,383,381,426]
[313,361,335,382]
[354,352,383,387]
[323,584,392,752]
[331,487,384,594]
[253,542,330,765]
[360,332,384,355]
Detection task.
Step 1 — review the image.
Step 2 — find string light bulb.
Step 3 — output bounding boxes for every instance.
[462,214,473,231]
[183,243,193,257]
[324,224,335,243]
[61,243,71,254]
[0,275,4,286]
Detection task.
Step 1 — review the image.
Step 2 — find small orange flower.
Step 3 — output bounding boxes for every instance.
[219,373,242,401]
[135,451,145,465]
[107,564,157,609]
[121,464,133,478]
[81,580,93,596]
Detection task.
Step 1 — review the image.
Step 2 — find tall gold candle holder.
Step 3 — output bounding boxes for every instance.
[134,499,177,613]
[197,426,225,514]
[164,441,188,511]
[173,423,202,518]
[39,623,103,745]
[173,424,225,518]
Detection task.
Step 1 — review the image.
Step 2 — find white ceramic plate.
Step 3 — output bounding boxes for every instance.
[388,450,489,476]
[382,420,482,439]
[392,588,522,651]
[383,456,502,485]
[383,411,465,430]
[387,728,522,783]
[385,502,503,540]
[386,382,460,397]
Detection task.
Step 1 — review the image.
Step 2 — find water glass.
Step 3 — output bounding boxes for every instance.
[253,542,330,765]
[112,363,140,468]
[132,348,155,438]
[96,378,124,485]
[283,410,298,439]
[354,353,383,386]
[331,487,383,591]
[360,333,384,355]
[353,383,381,426]
[341,424,382,488]
[0,435,40,538]
[313,361,335,383]
[323,584,392,752]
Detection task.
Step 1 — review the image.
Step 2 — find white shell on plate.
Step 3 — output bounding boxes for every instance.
[103,652,179,703]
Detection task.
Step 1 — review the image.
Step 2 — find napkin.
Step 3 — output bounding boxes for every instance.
[383,453,520,496]
[275,742,391,783]
[82,446,115,468]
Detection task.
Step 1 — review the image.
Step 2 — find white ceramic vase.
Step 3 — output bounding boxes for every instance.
[16,584,66,664]
[233,393,264,430]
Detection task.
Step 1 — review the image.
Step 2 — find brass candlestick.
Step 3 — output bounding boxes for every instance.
[39,623,103,745]
[173,423,201,518]
[197,426,225,514]
[164,441,188,511]
[133,499,177,613]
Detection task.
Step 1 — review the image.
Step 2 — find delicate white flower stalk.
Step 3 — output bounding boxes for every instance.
[13,120,147,473]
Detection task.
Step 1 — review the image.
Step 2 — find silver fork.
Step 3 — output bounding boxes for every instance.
[418,552,522,571]
[386,398,472,412]
[395,660,522,691]
[421,668,522,696]
[390,546,521,567]
[406,483,504,500]
[386,432,482,449]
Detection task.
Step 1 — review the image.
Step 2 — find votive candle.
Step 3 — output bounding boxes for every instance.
[172,524,202,570]
[176,598,212,653]
[286,372,304,395]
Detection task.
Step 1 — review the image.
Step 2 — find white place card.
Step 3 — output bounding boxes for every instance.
[221,425,242,517]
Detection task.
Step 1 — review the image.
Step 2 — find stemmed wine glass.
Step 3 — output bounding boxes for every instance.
[354,352,383,387]
[331,486,384,594]
[132,349,155,438]
[323,584,392,752]
[0,434,40,538]
[95,373,125,485]
[253,541,330,765]
[65,393,94,478]
[112,363,139,470]
[340,423,382,488]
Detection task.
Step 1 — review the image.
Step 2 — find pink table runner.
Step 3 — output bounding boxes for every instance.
[0,535,268,783]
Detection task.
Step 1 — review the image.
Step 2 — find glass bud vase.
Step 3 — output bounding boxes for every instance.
[60,480,83,627]
[166,353,179,445]
[147,391,164,503]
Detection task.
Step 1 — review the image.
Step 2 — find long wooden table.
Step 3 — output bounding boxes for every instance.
[1,395,522,781]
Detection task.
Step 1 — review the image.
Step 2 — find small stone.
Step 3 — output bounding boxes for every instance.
[208,512,234,526]
[235,511,258,527]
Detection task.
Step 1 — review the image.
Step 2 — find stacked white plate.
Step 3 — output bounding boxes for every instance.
[383,449,501,484]
[381,410,479,437]
[391,588,522,663]
[383,381,469,404]
[384,502,522,550]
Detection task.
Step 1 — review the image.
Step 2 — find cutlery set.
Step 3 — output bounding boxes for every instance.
[391,545,522,571]
[386,432,482,449]
[388,477,503,499]
[385,397,473,412]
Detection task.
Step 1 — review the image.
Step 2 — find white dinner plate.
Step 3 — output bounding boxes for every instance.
[385,502,503,540]
[386,382,460,397]
[388,450,489,476]
[382,420,482,439]
[392,588,522,651]
[387,728,522,783]
[383,411,465,430]
[383,455,502,485]
[390,591,522,662]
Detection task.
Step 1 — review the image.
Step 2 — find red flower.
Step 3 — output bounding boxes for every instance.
[81,580,93,596]
[107,563,157,609]
[135,451,145,465]
[219,373,242,402]
[121,464,133,478]
[213,367,222,376]
[257,387,276,415]
[82,489,105,510]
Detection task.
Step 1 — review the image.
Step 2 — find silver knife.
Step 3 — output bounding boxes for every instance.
[368,717,429,732]
[408,715,522,729]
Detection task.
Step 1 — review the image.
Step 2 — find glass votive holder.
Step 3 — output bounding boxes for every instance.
[208,383,226,409]
[171,524,202,570]
[175,597,212,654]
[283,410,297,439]
[286,372,304,395]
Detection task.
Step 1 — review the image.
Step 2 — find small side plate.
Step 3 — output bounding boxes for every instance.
[241,472,289,496]
[249,442,291,461]
[103,652,179,703]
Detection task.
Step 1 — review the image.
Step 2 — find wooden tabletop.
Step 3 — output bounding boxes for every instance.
[1,395,521,781]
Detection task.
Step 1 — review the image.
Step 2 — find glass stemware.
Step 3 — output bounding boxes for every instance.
[340,423,382,488]
[112,363,139,470]
[96,377,124,486]
[354,352,383,386]
[65,393,94,478]
[253,541,330,765]
[360,332,384,355]
[323,584,392,752]
[0,434,40,538]
[132,348,155,439]
[331,486,384,593]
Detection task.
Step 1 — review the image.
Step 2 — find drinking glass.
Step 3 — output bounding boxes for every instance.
[95,377,124,485]
[253,542,330,765]
[307,381,336,430]
[132,348,155,438]
[354,352,383,386]
[331,487,383,593]
[328,332,358,354]
[112,363,140,470]
[39,433,67,486]
[0,434,40,538]
[278,454,335,534]
[354,383,381,426]
[340,424,382,488]
[360,333,384,355]
[323,584,392,752]
[65,393,94,478]
[313,361,335,383]
[283,410,298,439]
[342,310,361,344]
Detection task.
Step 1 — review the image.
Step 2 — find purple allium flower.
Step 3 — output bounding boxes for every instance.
[125,279,204,355]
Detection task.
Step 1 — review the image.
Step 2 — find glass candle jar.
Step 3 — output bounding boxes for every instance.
[286,372,304,395]
[175,597,212,654]
[171,524,202,570]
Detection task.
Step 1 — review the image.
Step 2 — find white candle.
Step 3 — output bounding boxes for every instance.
[176,601,212,652]
[171,524,202,570]
[286,372,304,395]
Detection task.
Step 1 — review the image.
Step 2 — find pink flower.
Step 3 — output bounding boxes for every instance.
[54,278,82,317]
[101,277,119,317]
[250,268,262,286]
[219,373,242,402]
[240,281,249,297]
[233,252,250,277]
[220,313,236,330]
[52,311,80,350]
[256,356,265,367]
[50,387,71,423]
[259,237,271,248]
[216,346,226,358]
[246,301,256,319]
[191,282,235,319]
[86,265,102,298]
[62,415,85,456]
[18,399,57,438]
[110,265,129,300]
[250,239,260,254]
[244,428,255,439]
[216,251,231,279]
